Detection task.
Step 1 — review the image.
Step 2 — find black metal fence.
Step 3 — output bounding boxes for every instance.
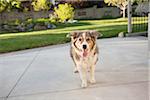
[132,1,148,33]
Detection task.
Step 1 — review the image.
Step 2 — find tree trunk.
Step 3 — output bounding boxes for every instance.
[122,7,126,18]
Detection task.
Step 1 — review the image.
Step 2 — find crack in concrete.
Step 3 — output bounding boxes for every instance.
[5,50,41,100]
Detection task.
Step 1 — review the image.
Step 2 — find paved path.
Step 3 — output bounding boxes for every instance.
[0,37,149,100]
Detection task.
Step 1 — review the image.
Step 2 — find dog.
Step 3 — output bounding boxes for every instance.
[68,30,100,88]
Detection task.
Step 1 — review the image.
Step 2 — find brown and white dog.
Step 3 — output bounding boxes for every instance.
[68,30,101,88]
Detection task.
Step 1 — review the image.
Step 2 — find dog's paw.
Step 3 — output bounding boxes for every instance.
[73,68,78,73]
[81,82,87,88]
[90,79,96,84]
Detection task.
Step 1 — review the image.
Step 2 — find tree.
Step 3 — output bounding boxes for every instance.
[54,3,74,22]
[0,0,20,12]
[104,0,128,18]
[32,0,51,11]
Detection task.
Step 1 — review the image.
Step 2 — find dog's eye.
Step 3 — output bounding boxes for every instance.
[73,36,76,39]
[86,38,90,41]
[79,38,82,41]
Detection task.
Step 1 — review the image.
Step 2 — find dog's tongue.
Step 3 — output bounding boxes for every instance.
[83,51,88,57]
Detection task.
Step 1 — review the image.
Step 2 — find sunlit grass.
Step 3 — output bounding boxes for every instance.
[0,17,147,53]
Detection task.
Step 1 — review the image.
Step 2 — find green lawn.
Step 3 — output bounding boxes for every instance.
[0,17,147,53]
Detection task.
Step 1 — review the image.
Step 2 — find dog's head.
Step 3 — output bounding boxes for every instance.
[68,30,102,57]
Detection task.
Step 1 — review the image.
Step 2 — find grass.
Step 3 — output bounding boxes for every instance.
[0,17,147,53]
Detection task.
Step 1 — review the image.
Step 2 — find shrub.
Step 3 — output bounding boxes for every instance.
[54,3,75,23]
[49,14,59,23]
[14,19,21,25]
[31,0,51,11]
[0,0,21,12]
[23,7,29,12]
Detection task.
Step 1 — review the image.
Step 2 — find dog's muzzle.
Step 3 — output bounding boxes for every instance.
[83,45,87,50]
[82,45,88,57]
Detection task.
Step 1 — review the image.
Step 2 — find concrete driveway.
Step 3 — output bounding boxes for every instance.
[0,36,149,100]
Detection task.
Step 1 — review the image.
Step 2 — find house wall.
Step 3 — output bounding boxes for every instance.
[75,6,121,19]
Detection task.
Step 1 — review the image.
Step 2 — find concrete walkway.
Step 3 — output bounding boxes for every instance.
[0,37,149,100]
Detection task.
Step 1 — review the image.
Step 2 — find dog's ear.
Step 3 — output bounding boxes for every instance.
[90,30,103,39]
[66,31,78,39]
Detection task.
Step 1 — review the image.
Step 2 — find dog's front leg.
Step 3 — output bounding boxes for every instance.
[77,62,87,88]
[90,64,96,84]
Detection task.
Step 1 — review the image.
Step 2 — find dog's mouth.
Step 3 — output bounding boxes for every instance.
[83,50,88,57]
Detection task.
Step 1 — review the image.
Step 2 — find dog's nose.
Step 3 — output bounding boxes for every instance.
[83,45,87,49]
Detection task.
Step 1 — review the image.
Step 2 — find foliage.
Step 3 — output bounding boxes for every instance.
[54,3,75,22]
[104,0,127,6]
[104,0,148,18]
[1,18,57,33]
[23,7,29,12]
[104,0,128,18]
[31,0,51,11]
[0,0,20,12]
[49,14,58,23]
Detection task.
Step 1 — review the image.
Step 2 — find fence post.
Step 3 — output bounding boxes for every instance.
[128,0,132,33]
[148,1,150,52]
[149,1,150,36]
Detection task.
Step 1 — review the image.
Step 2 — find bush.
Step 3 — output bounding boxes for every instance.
[31,0,51,11]
[49,14,58,23]
[0,0,21,12]
[54,3,75,23]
